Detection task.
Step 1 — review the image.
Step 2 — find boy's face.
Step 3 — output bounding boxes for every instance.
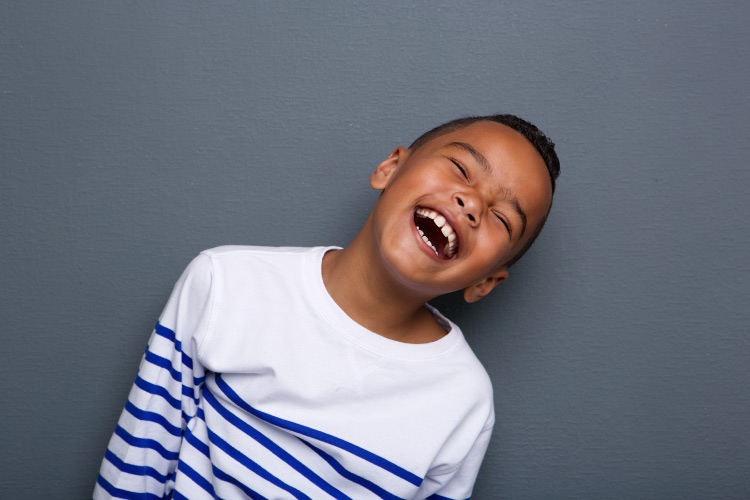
[368,120,553,302]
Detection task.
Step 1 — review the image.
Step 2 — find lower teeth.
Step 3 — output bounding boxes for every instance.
[444,243,455,258]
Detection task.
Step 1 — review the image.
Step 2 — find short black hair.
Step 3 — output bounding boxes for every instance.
[408,114,560,267]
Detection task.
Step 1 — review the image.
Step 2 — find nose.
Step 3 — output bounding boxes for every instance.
[454,192,482,226]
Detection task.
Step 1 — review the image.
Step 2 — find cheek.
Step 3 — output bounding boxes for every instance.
[387,174,444,203]
[409,166,452,187]
[478,230,513,265]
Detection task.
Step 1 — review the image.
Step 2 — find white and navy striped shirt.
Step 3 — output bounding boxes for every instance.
[94,246,494,500]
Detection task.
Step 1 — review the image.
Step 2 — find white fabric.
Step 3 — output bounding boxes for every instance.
[94,246,494,500]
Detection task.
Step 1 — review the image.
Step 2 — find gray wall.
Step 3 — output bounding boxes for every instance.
[2,1,748,498]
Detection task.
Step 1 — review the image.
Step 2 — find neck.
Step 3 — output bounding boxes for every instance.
[322,220,447,344]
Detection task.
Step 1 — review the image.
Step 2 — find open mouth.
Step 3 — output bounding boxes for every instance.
[414,207,458,259]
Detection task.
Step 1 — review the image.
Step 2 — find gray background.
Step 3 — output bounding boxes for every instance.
[2,1,748,498]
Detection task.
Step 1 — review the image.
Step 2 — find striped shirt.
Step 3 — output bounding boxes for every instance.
[94,246,494,500]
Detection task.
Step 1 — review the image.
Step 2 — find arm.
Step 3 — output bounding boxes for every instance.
[93,254,214,499]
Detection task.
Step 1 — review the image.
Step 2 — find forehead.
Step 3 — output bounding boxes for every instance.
[421,121,540,161]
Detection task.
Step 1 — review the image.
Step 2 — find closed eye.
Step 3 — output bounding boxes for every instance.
[494,213,511,234]
[449,158,468,179]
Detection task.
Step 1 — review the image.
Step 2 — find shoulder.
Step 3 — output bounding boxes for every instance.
[172,246,307,301]
[431,309,495,400]
[198,245,326,280]
[189,245,330,367]
[427,315,495,426]
[190,245,330,310]
[446,339,495,415]
[201,244,321,261]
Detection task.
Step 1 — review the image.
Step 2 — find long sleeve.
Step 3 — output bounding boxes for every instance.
[93,254,214,499]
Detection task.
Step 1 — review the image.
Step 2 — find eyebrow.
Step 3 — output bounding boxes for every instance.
[445,141,528,238]
[446,141,490,173]
[508,194,527,239]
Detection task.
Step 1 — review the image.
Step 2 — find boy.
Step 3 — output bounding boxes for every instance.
[94,114,559,500]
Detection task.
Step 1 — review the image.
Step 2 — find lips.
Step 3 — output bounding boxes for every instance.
[414,207,458,259]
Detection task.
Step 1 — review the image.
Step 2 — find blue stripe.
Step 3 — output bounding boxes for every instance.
[96,474,162,500]
[182,384,200,402]
[144,350,182,382]
[301,440,406,500]
[134,376,181,410]
[182,423,272,500]
[426,495,469,500]
[215,374,422,487]
[204,388,347,500]
[205,425,313,500]
[114,425,179,461]
[154,322,193,370]
[154,322,177,345]
[125,401,182,437]
[141,350,200,404]
[183,423,211,458]
[212,465,269,500]
[177,460,220,499]
[182,352,194,371]
[143,348,202,401]
[104,449,170,483]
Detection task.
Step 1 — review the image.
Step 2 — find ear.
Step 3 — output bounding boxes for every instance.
[370,147,408,190]
[463,268,509,303]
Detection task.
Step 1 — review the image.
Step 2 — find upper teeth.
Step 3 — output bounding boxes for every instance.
[415,208,458,258]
